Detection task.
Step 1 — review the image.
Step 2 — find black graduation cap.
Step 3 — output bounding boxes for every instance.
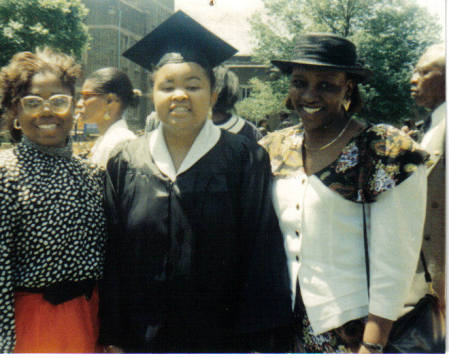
[122,10,238,70]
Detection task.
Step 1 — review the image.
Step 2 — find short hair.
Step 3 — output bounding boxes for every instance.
[85,67,140,108]
[0,47,81,141]
[420,43,445,72]
[213,66,239,114]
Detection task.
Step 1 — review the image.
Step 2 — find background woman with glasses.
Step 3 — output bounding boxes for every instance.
[75,67,140,168]
[0,47,106,353]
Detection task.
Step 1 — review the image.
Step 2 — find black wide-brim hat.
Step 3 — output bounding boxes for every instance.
[271,33,372,82]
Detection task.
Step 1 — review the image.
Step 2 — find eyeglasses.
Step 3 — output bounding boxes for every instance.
[78,91,103,101]
[20,94,72,115]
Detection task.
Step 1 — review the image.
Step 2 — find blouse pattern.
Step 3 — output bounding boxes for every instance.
[259,122,429,203]
[0,137,106,352]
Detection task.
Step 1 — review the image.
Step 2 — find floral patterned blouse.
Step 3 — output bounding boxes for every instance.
[0,136,106,352]
[260,122,429,203]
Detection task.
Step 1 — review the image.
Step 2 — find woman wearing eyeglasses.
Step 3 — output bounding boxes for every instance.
[0,47,106,353]
[75,67,140,168]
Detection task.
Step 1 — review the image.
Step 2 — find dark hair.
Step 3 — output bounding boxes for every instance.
[0,47,81,141]
[86,67,140,108]
[346,73,363,114]
[150,52,216,91]
[213,66,239,114]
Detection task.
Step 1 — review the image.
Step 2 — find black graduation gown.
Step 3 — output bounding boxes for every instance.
[98,130,292,353]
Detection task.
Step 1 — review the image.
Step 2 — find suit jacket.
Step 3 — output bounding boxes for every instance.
[409,102,446,309]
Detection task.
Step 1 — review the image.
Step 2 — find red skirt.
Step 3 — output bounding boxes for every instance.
[14,287,103,353]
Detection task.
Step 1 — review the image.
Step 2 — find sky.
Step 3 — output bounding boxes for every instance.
[175,0,445,55]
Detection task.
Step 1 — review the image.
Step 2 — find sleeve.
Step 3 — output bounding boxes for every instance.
[98,152,127,348]
[235,142,293,340]
[0,171,18,352]
[368,165,427,320]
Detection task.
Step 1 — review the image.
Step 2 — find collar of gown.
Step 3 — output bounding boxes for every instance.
[214,114,245,134]
[149,119,221,181]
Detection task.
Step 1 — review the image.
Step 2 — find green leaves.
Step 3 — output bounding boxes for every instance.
[0,0,89,66]
[235,76,289,122]
[247,0,442,125]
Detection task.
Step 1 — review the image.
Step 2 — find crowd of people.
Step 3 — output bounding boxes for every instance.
[0,9,445,354]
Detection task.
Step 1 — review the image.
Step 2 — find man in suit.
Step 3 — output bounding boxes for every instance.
[409,43,445,310]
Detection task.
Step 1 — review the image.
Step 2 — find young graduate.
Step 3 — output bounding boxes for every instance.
[98,11,292,353]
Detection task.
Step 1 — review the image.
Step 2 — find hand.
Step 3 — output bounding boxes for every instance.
[104,345,125,353]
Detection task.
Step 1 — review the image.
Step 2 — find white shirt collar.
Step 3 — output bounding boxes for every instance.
[433,102,445,127]
[149,119,221,181]
[214,115,245,134]
[90,116,136,168]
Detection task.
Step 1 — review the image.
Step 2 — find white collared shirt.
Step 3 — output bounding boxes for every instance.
[149,119,221,181]
[90,117,136,168]
[421,102,446,174]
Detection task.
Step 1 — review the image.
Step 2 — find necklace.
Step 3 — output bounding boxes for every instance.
[304,118,352,151]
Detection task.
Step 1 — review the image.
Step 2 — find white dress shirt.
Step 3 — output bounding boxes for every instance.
[272,166,427,334]
[90,117,136,168]
[148,119,221,181]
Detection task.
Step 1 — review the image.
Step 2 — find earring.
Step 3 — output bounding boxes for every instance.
[343,98,351,112]
[104,112,111,121]
[13,118,21,130]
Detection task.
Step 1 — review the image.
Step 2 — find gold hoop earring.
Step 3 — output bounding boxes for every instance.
[343,99,351,112]
[13,118,21,130]
[104,112,111,121]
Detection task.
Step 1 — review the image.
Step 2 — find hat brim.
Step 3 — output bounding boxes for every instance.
[271,59,372,83]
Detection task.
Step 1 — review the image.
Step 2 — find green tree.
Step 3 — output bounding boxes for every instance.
[248,0,441,125]
[235,77,288,123]
[0,0,89,66]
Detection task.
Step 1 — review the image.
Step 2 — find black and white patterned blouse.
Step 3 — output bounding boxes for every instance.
[0,136,107,352]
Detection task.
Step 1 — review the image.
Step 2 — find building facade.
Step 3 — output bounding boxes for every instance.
[224,55,271,100]
[81,0,174,129]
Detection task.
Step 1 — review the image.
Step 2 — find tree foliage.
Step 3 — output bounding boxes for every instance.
[235,77,288,123]
[247,0,441,125]
[0,0,89,66]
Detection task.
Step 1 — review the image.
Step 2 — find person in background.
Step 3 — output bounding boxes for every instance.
[212,66,262,142]
[408,43,445,310]
[99,11,292,353]
[257,117,271,136]
[76,67,139,168]
[276,111,294,130]
[260,33,429,353]
[0,47,106,353]
[144,110,159,133]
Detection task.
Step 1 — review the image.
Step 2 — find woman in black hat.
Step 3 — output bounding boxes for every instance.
[260,33,429,353]
[98,11,292,353]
